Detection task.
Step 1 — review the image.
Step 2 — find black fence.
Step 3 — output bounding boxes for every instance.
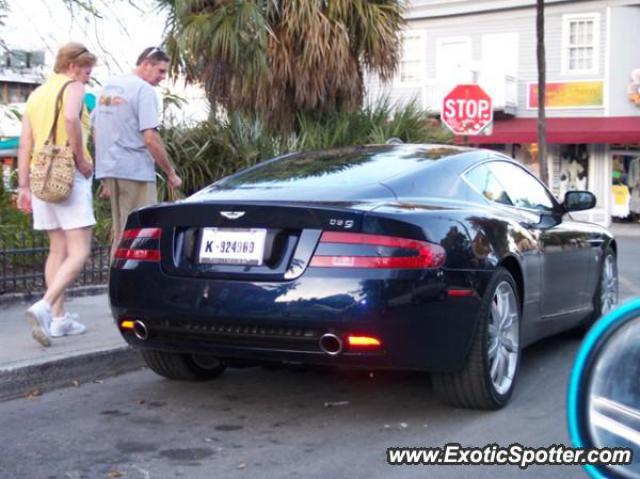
[0,227,110,296]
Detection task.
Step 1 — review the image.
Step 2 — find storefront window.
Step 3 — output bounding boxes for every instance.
[518,144,541,178]
[557,144,589,200]
[611,151,640,221]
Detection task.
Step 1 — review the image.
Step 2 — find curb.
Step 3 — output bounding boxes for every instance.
[0,346,145,402]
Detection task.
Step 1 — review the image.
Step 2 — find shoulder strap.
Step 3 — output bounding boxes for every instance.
[46,80,75,145]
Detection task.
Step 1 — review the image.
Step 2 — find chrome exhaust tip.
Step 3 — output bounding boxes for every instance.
[319,333,343,356]
[133,320,149,341]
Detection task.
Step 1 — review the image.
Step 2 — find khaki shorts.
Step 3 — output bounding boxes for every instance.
[105,178,157,255]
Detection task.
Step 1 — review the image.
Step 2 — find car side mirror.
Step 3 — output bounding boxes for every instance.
[567,299,640,479]
[563,191,596,212]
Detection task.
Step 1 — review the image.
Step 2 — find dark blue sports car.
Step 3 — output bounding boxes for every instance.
[109,144,618,409]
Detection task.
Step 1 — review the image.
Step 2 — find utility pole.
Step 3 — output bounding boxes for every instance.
[537,0,549,185]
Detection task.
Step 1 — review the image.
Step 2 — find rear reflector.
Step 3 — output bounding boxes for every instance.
[113,228,162,263]
[310,232,445,269]
[347,335,382,348]
[447,289,475,297]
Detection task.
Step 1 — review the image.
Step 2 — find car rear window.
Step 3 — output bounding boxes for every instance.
[216,145,463,189]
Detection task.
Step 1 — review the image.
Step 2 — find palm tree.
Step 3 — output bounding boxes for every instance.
[536,0,548,185]
[156,0,405,130]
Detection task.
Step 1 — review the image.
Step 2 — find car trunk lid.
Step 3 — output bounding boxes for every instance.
[132,200,381,281]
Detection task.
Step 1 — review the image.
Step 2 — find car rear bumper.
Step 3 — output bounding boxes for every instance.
[109,265,490,372]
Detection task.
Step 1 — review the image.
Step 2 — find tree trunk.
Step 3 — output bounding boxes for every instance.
[536,0,549,185]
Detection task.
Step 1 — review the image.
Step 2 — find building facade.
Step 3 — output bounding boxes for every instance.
[367,0,640,226]
[0,50,45,104]
[0,50,45,191]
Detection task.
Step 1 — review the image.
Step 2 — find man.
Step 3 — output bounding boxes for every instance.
[93,46,182,258]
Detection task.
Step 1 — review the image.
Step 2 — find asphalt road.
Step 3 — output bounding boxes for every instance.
[2,237,639,479]
[617,236,640,300]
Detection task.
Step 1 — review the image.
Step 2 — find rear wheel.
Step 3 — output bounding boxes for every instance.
[141,350,226,381]
[433,268,521,410]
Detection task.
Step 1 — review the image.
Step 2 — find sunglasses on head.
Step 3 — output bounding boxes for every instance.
[145,47,165,58]
[72,48,88,59]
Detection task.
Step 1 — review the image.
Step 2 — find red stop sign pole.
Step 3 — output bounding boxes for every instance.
[441,84,493,136]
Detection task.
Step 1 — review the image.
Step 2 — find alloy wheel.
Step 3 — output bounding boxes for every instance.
[600,254,618,316]
[488,281,519,395]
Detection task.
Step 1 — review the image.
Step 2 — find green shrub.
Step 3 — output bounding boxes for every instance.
[92,193,112,245]
[158,99,451,200]
[0,186,31,235]
[0,174,111,246]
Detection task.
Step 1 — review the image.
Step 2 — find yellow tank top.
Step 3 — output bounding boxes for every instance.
[25,73,92,167]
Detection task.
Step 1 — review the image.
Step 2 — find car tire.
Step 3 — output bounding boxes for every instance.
[432,267,521,410]
[574,247,618,336]
[141,349,226,381]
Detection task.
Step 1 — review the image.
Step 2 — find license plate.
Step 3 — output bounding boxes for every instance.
[198,228,267,265]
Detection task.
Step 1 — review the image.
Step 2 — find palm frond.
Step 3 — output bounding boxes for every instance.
[155,0,407,130]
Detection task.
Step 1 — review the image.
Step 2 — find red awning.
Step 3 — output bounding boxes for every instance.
[459,116,640,144]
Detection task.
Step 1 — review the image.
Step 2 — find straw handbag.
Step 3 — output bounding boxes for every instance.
[30,80,76,203]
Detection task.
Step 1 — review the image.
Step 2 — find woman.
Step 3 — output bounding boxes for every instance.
[16,43,97,347]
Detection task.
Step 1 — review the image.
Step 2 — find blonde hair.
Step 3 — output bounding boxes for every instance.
[53,42,97,73]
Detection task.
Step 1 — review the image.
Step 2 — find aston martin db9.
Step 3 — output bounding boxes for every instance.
[109,144,618,409]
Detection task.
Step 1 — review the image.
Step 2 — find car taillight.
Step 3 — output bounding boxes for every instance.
[114,228,161,263]
[309,232,445,269]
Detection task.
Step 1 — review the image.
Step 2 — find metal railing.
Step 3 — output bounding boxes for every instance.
[419,74,520,114]
[0,227,110,295]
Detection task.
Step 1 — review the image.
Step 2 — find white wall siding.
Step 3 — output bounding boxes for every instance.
[364,29,429,111]
[364,71,426,110]
[406,3,611,117]
[608,6,640,116]
[516,5,608,117]
[406,0,584,20]
[369,0,640,119]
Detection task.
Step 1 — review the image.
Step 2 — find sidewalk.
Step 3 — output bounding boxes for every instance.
[610,222,640,238]
[0,294,143,401]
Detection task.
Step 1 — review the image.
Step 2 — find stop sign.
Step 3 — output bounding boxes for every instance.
[442,84,493,136]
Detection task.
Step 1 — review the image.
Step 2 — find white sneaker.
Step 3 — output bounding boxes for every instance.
[25,299,52,347]
[50,313,87,337]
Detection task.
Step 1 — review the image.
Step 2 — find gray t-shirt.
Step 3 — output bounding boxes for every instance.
[93,74,159,182]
